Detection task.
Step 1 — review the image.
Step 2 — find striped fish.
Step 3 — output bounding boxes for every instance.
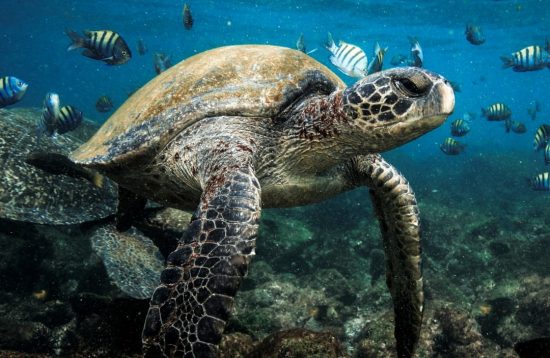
[440,137,465,155]
[367,42,388,75]
[530,172,550,191]
[481,102,511,121]
[501,45,550,72]
[450,119,470,137]
[505,119,526,134]
[56,105,83,134]
[534,124,550,150]
[37,92,60,138]
[409,36,423,67]
[325,33,368,78]
[0,76,28,108]
[545,143,550,165]
[66,29,131,65]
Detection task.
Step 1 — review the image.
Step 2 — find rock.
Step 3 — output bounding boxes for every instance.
[0,320,52,353]
[249,328,347,358]
[219,332,255,357]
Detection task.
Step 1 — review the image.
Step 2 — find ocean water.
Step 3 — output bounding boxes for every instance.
[1,0,550,357]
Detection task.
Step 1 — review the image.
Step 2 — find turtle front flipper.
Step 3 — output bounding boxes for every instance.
[350,154,423,358]
[142,166,261,357]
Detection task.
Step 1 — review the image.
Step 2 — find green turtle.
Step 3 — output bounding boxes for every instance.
[30,45,454,357]
[0,108,117,225]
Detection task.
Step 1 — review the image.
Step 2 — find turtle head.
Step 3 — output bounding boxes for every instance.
[343,67,454,152]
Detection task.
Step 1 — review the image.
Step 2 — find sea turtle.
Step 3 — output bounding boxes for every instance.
[30,45,454,357]
[0,107,117,224]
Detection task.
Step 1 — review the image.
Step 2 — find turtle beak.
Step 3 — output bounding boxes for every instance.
[438,80,455,116]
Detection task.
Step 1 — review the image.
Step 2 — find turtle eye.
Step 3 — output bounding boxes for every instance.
[393,75,431,98]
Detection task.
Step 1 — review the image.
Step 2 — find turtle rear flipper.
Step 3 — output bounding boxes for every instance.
[26,151,104,188]
[90,224,165,299]
[350,154,423,358]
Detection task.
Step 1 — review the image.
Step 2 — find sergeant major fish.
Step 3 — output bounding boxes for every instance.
[527,100,541,120]
[505,119,526,133]
[501,45,550,72]
[183,4,193,30]
[529,172,550,191]
[37,92,60,138]
[481,102,511,121]
[367,42,388,75]
[545,143,550,165]
[440,137,466,155]
[0,76,28,108]
[465,24,485,45]
[409,36,423,67]
[296,33,317,55]
[450,118,470,137]
[534,124,550,150]
[325,32,368,78]
[96,95,114,113]
[66,29,131,65]
[56,105,83,135]
[153,52,173,75]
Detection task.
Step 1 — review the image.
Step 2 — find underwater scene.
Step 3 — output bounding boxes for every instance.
[1,0,550,357]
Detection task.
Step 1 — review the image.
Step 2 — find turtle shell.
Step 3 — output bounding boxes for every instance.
[71,45,345,167]
[0,108,117,225]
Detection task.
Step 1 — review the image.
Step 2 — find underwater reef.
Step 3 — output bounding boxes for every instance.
[0,108,549,356]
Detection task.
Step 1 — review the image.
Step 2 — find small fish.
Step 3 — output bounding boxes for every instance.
[390,54,409,66]
[96,95,114,113]
[545,143,550,165]
[514,337,550,358]
[137,38,147,55]
[66,29,131,65]
[479,304,492,316]
[448,80,461,93]
[450,119,470,137]
[183,3,193,30]
[505,119,526,133]
[465,24,485,45]
[296,33,317,55]
[325,32,367,78]
[366,42,388,75]
[501,45,550,72]
[37,92,60,138]
[0,76,28,108]
[56,105,83,134]
[481,102,512,121]
[534,124,550,150]
[527,100,541,120]
[408,36,423,67]
[463,111,476,122]
[440,137,466,155]
[32,290,48,300]
[529,172,550,191]
[153,52,173,75]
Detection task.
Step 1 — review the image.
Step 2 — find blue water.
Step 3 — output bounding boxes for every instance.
[2,0,549,160]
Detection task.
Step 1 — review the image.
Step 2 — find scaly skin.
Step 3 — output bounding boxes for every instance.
[349,154,423,358]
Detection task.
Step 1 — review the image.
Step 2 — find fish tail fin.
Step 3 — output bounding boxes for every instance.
[65,29,85,51]
[500,55,514,68]
[92,172,105,188]
[325,32,336,51]
[481,107,487,117]
[505,119,511,133]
